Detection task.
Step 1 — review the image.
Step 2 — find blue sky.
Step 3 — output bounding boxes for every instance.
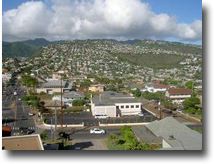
[144,0,202,23]
[2,0,202,43]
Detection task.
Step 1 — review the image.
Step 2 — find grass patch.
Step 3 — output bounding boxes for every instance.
[64,106,84,113]
[107,126,160,150]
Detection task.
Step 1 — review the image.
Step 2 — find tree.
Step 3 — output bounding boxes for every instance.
[185,81,194,90]
[107,126,160,150]
[21,74,38,93]
[22,95,40,109]
[183,97,200,110]
[131,88,141,98]
[80,79,92,88]
[40,131,48,140]
[72,99,85,106]
[141,91,164,101]
[183,97,201,115]
[21,74,38,88]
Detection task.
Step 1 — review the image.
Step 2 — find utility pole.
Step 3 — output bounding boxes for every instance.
[158,101,162,120]
[54,100,57,140]
[51,118,53,141]
[60,74,64,128]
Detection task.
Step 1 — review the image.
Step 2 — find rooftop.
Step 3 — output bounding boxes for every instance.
[92,91,141,106]
[145,117,202,150]
[167,88,192,95]
[63,91,84,98]
[40,79,72,89]
[2,134,44,150]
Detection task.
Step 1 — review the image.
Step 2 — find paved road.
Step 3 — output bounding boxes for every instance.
[2,82,36,135]
[44,109,156,126]
[45,126,120,140]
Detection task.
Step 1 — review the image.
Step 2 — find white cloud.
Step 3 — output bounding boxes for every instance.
[3,0,202,42]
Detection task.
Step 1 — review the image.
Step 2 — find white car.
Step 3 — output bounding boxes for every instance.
[90,128,106,134]
[28,113,35,116]
[137,112,144,117]
[176,109,183,113]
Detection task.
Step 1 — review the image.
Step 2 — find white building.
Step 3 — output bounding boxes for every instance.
[165,88,192,103]
[91,91,142,117]
[2,73,12,83]
[142,83,170,93]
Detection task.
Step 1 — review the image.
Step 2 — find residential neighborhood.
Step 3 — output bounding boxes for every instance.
[2,39,203,151]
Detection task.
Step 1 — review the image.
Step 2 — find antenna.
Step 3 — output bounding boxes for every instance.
[99,94,102,103]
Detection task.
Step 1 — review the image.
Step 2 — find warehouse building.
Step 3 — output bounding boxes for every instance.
[91,91,142,117]
[36,79,73,94]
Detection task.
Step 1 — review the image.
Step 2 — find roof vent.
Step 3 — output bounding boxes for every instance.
[168,135,176,140]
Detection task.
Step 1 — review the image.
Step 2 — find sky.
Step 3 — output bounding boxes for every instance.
[2,0,202,43]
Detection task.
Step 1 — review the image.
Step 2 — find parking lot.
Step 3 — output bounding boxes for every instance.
[44,109,157,126]
[71,138,108,150]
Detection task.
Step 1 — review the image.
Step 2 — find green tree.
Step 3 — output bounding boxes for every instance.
[185,81,194,89]
[22,95,40,109]
[141,91,164,101]
[21,74,38,88]
[40,131,48,140]
[80,79,92,88]
[72,99,85,106]
[183,97,200,110]
[131,88,141,98]
[183,97,201,115]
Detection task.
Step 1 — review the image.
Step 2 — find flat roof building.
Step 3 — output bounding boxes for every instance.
[166,88,192,103]
[2,134,44,150]
[91,91,142,117]
[36,79,73,94]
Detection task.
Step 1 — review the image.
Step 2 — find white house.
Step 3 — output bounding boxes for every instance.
[165,88,192,103]
[142,83,170,93]
[91,91,142,117]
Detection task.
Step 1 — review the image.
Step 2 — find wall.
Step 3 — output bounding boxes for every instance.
[91,105,117,117]
[115,103,142,115]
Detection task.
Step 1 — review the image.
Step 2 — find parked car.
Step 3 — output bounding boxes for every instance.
[28,113,35,116]
[137,112,144,117]
[90,128,106,134]
[176,109,183,113]
[94,114,109,119]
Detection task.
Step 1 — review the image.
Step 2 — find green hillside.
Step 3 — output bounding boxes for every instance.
[116,52,185,69]
[2,38,50,58]
[134,40,202,55]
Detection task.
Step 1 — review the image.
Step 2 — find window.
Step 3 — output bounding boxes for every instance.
[136,105,139,108]
[131,105,134,108]
[121,105,124,108]
[126,105,129,108]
